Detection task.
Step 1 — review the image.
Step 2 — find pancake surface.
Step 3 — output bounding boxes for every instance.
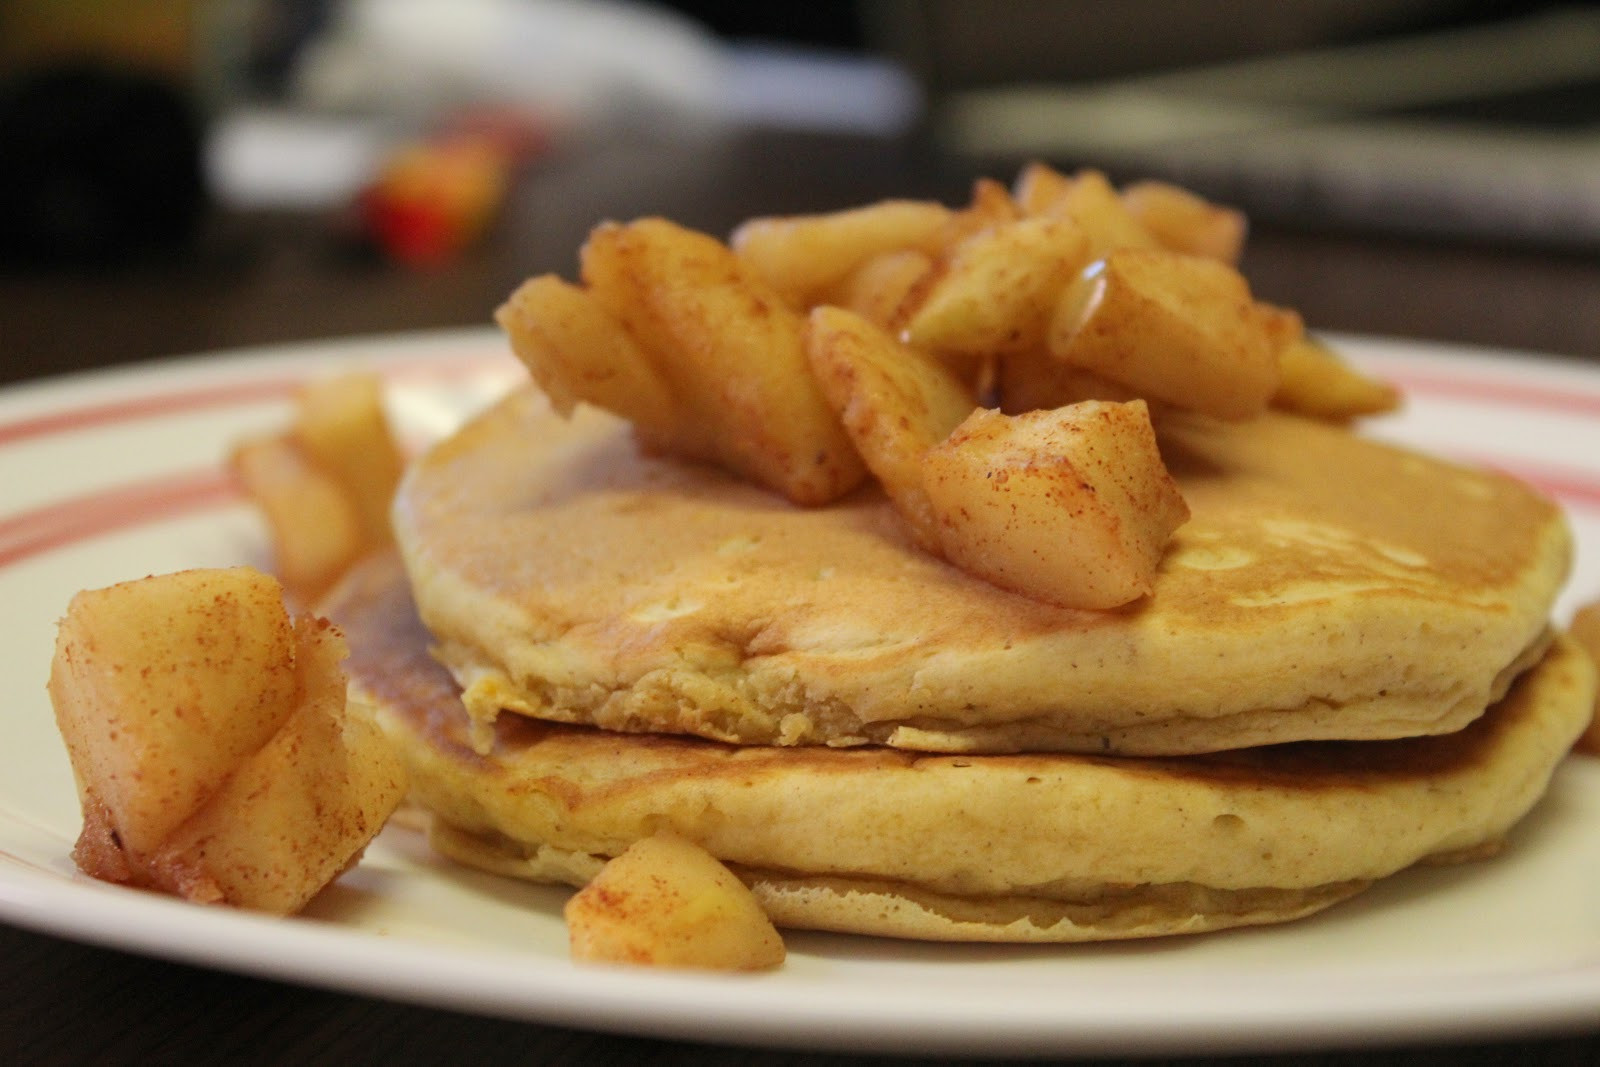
[327,552,1594,943]
[393,386,1569,754]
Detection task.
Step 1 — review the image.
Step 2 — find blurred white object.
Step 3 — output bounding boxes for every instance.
[210,0,922,211]
[291,0,724,122]
[206,109,394,210]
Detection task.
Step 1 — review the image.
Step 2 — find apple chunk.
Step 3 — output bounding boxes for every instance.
[50,568,301,856]
[805,305,975,547]
[582,217,866,505]
[730,199,950,309]
[153,615,407,914]
[1047,249,1281,420]
[901,216,1091,359]
[495,272,688,454]
[1120,179,1247,264]
[566,834,785,971]
[230,372,405,606]
[922,402,1189,609]
[49,567,407,914]
[1273,335,1401,420]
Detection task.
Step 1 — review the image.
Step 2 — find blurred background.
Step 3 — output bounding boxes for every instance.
[2,0,1598,384]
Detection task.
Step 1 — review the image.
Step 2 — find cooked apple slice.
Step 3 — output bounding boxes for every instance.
[1047,248,1281,420]
[49,567,406,914]
[1120,180,1247,264]
[901,216,1092,359]
[229,436,364,607]
[1012,160,1077,215]
[1274,335,1402,420]
[230,372,405,606]
[51,568,301,856]
[805,306,975,546]
[1034,169,1161,256]
[582,218,867,505]
[495,273,692,455]
[922,401,1189,609]
[566,833,785,971]
[291,373,405,549]
[152,615,408,914]
[730,199,950,308]
[823,247,936,333]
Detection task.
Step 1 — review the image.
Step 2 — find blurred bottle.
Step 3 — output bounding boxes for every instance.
[0,0,211,267]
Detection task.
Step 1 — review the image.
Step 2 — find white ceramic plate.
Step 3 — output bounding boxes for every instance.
[3,329,1599,1057]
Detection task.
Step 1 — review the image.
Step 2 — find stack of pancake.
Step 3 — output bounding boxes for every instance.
[323,375,1594,943]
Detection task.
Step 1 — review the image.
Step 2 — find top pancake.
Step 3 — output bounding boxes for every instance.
[393,386,1570,754]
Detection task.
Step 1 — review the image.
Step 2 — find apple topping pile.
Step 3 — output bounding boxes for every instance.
[499,163,1399,611]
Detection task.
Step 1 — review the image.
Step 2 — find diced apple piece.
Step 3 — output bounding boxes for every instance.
[805,306,975,546]
[154,616,408,914]
[230,436,364,605]
[1047,249,1281,420]
[566,833,785,971]
[823,247,936,333]
[1120,180,1247,264]
[1274,335,1402,420]
[495,273,693,454]
[1012,160,1077,215]
[230,372,406,606]
[48,568,406,914]
[582,217,866,505]
[902,216,1092,358]
[939,177,1024,246]
[290,373,405,548]
[922,402,1189,609]
[730,199,951,308]
[1035,169,1161,256]
[51,568,301,856]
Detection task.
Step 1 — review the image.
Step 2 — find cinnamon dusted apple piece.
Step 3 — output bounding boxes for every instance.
[900,215,1092,361]
[1046,248,1283,420]
[581,217,866,505]
[730,198,951,310]
[1274,334,1402,421]
[1120,179,1248,264]
[230,372,404,606]
[48,567,406,914]
[922,401,1189,610]
[805,305,976,548]
[495,273,692,456]
[566,833,785,971]
[1023,167,1162,256]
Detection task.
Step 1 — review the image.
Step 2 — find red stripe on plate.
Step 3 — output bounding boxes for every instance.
[1383,369,1600,418]
[0,380,298,448]
[0,470,239,569]
[0,351,519,449]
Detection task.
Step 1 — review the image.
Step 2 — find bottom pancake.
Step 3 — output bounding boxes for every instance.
[325,552,1594,943]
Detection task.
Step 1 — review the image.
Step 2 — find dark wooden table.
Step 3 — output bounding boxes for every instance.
[3,126,1598,1065]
